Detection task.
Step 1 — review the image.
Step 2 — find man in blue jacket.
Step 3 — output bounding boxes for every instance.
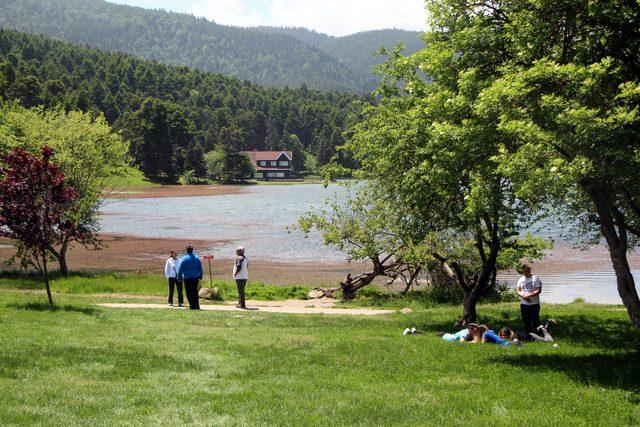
[177,244,203,310]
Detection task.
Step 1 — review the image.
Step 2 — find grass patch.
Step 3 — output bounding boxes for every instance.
[0,272,310,301]
[0,290,638,424]
[103,166,159,188]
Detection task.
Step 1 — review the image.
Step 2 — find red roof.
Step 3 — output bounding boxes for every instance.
[241,150,292,162]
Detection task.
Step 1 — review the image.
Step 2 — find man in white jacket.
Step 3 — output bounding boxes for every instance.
[164,250,183,307]
[233,246,249,309]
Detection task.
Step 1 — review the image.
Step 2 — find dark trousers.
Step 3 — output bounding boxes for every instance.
[521,303,541,333]
[236,279,247,307]
[184,278,200,309]
[168,277,183,305]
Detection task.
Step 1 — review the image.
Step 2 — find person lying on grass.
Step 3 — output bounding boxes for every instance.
[498,319,556,343]
[439,323,479,342]
[470,325,522,347]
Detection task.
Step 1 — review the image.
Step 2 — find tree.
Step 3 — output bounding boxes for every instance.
[278,133,305,174]
[217,127,255,183]
[299,186,424,299]
[0,102,129,275]
[185,142,207,178]
[463,0,640,346]
[0,147,83,305]
[204,148,225,181]
[128,98,175,181]
[343,1,549,325]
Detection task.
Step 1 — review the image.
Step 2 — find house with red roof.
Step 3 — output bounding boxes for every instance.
[241,150,293,180]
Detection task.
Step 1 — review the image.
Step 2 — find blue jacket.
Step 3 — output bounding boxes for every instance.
[178,253,203,280]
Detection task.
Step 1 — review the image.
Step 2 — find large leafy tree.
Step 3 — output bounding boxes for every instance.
[465,0,640,345]
[0,147,82,305]
[0,101,129,274]
[216,127,256,183]
[343,2,548,325]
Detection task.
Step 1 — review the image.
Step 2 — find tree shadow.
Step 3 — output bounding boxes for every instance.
[422,311,636,351]
[7,302,101,316]
[491,352,640,393]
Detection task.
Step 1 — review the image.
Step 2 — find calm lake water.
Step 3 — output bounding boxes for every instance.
[101,184,630,305]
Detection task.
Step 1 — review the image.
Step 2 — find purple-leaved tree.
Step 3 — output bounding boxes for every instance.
[0,146,83,305]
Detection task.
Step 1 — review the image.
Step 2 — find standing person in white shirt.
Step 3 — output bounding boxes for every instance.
[164,250,183,307]
[516,264,542,333]
[233,246,249,309]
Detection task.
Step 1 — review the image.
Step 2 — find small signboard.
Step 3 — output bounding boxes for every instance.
[203,254,214,286]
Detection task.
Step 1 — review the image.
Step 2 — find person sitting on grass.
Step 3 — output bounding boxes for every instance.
[439,323,478,342]
[498,319,556,343]
[471,325,522,347]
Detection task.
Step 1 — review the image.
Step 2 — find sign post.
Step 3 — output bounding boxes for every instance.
[203,253,214,287]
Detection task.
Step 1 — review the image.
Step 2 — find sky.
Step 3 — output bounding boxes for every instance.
[107,0,428,37]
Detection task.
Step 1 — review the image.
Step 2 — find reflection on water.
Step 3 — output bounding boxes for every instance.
[101,184,630,304]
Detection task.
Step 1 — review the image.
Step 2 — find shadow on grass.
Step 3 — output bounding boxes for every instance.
[7,302,101,316]
[423,311,637,351]
[491,352,640,393]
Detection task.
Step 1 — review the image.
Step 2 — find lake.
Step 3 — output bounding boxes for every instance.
[101,183,633,305]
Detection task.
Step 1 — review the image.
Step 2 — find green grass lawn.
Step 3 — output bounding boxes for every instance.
[1,287,639,425]
[103,166,160,188]
[0,272,310,301]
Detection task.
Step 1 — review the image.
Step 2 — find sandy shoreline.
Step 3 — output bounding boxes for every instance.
[1,234,638,287]
[0,234,367,286]
[107,184,252,199]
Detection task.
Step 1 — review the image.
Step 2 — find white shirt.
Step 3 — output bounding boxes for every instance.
[233,256,248,280]
[164,257,180,278]
[516,275,542,305]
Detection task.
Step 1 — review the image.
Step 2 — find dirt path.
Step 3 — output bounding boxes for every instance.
[98,300,396,316]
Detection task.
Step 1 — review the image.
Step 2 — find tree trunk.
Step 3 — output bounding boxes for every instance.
[340,272,378,300]
[49,240,69,276]
[599,216,640,350]
[42,255,54,306]
[588,184,640,350]
[456,285,484,327]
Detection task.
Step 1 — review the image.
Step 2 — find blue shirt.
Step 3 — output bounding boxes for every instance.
[483,330,510,346]
[177,253,203,280]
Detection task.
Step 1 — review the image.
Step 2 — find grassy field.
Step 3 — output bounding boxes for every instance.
[103,166,160,188]
[0,278,639,425]
[0,273,310,301]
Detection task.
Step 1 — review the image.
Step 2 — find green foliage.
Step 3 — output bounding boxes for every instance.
[410,0,640,336]
[0,0,385,93]
[204,148,226,181]
[178,170,209,185]
[256,27,425,91]
[0,101,129,271]
[341,2,552,322]
[0,28,360,180]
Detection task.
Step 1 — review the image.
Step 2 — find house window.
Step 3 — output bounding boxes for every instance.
[276,172,285,178]
[255,172,263,179]
[259,160,267,166]
[270,160,277,166]
[278,161,289,167]
[266,172,275,178]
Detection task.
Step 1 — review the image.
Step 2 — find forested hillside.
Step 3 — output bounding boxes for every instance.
[0,0,368,92]
[0,29,361,181]
[255,28,424,85]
